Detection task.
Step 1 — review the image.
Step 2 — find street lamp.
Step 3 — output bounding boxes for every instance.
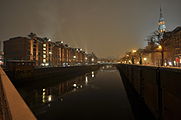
[143,57,147,64]
[158,45,162,49]
[157,45,164,66]
[91,58,94,62]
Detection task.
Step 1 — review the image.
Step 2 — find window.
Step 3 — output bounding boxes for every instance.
[43,59,46,63]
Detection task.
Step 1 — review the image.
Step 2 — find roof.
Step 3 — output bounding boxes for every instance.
[173,26,181,33]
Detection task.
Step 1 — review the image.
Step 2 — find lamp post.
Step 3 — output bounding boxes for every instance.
[158,45,164,66]
[131,49,137,64]
[139,56,142,65]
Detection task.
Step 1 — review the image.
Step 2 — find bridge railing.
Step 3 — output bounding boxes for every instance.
[0,67,36,120]
[0,75,12,120]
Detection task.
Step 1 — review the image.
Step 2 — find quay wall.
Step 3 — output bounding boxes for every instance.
[5,65,100,84]
[117,64,181,120]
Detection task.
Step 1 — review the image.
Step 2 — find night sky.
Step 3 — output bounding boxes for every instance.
[0,0,181,58]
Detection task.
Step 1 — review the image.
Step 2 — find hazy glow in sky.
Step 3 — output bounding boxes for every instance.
[0,0,181,58]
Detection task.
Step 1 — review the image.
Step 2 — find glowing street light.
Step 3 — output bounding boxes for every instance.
[158,45,164,66]
[91,58,94,62]
[132,49,137,53]
[158,45,162,49]
[143,57,147,61]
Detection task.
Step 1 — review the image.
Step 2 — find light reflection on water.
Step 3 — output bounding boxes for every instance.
[18,69,99,114]
[18,65,134,120]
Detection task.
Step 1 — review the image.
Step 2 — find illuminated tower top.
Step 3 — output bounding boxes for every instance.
[158,7,166,33]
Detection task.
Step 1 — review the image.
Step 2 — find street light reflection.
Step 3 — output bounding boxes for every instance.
[91,71,95,78]
[48,95,52,102]
[85,76,88,85]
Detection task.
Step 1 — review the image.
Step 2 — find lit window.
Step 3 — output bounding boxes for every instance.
[43,44,46,47]
[43,51,46,54]
[43,59,46,63]
[43,48,46,50]
[43,55,46,58]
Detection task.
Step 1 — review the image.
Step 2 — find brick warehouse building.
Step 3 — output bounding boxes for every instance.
[4,33,97,68]
[163,26,181,66]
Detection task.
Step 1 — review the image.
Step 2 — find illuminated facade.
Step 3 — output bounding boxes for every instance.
[4,33,97,67]
[163,27,181,66]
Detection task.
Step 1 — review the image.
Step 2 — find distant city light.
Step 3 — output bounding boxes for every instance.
[143,58,147,61]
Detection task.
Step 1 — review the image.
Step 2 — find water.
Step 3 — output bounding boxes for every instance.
[18,65,134,120]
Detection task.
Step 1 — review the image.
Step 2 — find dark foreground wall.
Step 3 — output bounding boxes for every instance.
[5,65,100,84]
[117,64,181,120]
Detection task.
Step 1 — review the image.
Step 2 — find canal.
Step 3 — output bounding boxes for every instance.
[17,65,135,120]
